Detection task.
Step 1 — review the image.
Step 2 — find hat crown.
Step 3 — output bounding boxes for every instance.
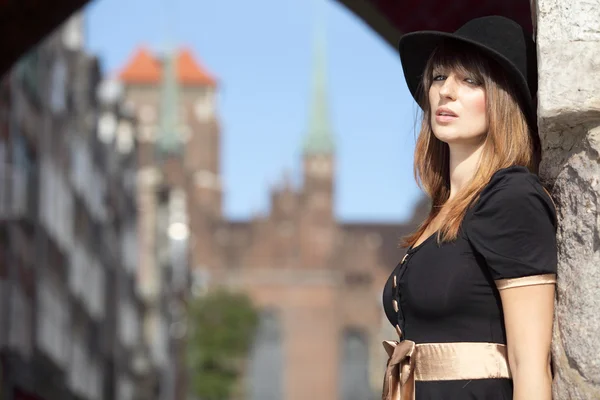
[455,15,523,36]
[453,16,532,91]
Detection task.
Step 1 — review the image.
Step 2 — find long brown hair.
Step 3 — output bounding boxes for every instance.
[403,40,540,248]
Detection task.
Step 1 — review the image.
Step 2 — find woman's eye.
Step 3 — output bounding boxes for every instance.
[432,75,446,81]
[464,77,480,85]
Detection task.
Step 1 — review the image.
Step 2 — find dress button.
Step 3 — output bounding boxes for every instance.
[393,275,397,288]
[393,299,399,312]
[395,324,402,338]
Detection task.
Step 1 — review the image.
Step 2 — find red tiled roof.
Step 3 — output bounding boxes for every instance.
[177,48,217,86]
[119,47,161,84]
[119,46,217,87]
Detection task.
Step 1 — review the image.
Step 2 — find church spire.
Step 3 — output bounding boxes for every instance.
[156,0,182,156]
[302,0,335,156]
[156,48,182,156]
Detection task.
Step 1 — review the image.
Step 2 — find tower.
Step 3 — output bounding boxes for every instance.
[118,30,220,400]
[180,48,221,221]
[302,0,335,220]
[300,0,337,268]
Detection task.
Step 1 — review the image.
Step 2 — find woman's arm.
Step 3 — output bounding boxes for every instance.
[500,283,555,400]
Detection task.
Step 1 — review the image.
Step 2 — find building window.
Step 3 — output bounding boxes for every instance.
[116,121,135,154]
[366,233,382,249]
[121,223,138,275]
[98,112,117,143]
[15,48,41,103]
[117,376,134,400]
[179,124,192,142]
[193,169,219,189]
[138,125,156,142]
[194,89,215,121]
[338,329,372,400]
[344,271,373,286]
[118,298,139,348]
[248,309,284,400]
[139,104,156,124]
[8,282,33,358]
[36,276,69,366]
[50,56,67,114]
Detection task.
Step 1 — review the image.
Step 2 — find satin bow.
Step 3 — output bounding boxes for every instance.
[381,339,416,400]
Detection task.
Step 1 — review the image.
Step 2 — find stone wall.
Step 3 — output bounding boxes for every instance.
[535,0,600,398]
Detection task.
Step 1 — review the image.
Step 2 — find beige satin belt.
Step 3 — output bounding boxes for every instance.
[382,340,511,400]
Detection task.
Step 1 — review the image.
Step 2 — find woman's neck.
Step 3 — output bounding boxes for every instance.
[448,142,485,200]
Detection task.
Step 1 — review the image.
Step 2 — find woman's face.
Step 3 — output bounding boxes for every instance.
[428,67,488,146]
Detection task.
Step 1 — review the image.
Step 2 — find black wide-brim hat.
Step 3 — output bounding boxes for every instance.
[398,16,537,119]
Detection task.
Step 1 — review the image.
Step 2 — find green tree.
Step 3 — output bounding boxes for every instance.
[187,288,259,400]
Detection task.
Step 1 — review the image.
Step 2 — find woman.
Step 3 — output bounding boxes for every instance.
[382,16,557,400]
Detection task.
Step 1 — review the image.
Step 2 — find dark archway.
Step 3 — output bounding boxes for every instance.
[334,0,533,47]
[0,0,534,77]
[0,0,89,75]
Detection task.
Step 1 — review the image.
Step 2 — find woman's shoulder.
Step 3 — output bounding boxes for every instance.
[481,165,547,199]
[469,166,556,227]
[465,166,558,281]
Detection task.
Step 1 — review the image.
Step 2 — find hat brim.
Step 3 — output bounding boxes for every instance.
[398,31,534,115]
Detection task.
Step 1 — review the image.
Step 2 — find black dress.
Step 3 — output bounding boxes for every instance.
[382,166,558,400]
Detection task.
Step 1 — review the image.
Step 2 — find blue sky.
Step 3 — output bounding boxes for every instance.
[85,0,424,223]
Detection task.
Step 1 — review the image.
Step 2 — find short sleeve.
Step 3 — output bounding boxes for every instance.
[466,167,557,290]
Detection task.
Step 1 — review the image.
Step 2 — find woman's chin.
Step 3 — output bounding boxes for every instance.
[433,130,486,146]
[432,130,460,144]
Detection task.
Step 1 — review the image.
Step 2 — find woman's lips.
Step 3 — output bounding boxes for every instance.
[435,114,458,123]
[435,107,458,123]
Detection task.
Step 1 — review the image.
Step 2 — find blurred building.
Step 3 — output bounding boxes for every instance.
[117,12,427,400]
[0,13,149,400]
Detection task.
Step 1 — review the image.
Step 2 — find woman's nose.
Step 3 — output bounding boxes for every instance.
[439,76,457,99]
